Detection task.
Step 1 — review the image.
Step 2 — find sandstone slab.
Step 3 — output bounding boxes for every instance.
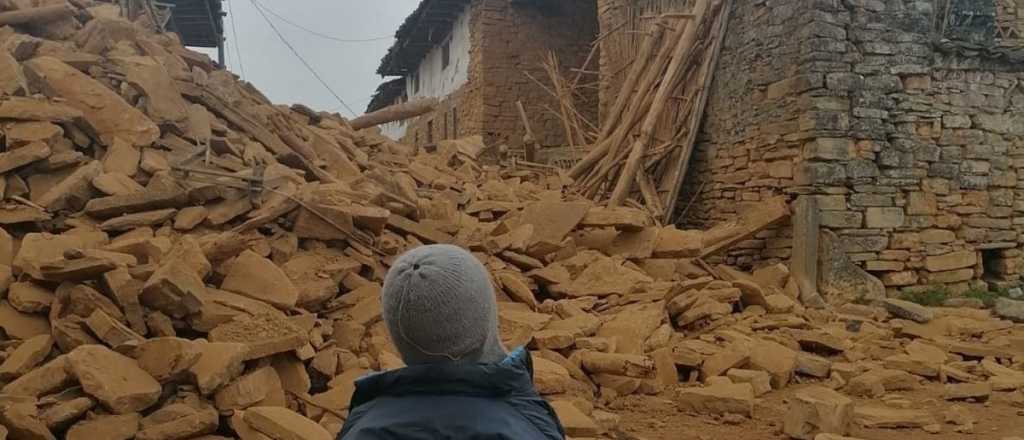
[883,298,934,323]
[23,56,159,146]
[676,383,755,416]
[784,386,853,439]
[243,406,332,440]
[66,345,161,414]
[65,413,141,440]
[221,250,298,309]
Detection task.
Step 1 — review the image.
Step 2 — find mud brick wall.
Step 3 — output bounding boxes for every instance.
[403,0,599,150]
[682,0,1024,292]
[401,86,483,147]
[474,0,600,149]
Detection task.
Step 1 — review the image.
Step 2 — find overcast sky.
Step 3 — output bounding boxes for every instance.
[196,0,420,116]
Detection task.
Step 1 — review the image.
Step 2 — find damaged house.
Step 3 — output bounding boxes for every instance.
[367,0,599,149]
[371,0,1024,295]
[597,0,1024,295]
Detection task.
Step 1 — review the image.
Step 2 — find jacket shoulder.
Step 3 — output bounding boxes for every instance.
[338,395,563,440]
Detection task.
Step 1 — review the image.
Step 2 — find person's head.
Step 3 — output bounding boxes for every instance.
[381,244,507,365]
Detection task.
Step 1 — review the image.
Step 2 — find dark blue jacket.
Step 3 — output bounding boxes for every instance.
[339,348,565,439]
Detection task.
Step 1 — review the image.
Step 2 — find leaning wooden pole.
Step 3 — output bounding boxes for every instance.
[607,0,710,207]
[567,23,666,180]
[349,98,439,131]
[665,0,733,221]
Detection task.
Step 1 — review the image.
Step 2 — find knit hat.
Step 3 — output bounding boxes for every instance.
[381,244,507,365]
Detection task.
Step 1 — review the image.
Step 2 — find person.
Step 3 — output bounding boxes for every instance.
[338,244,565,440]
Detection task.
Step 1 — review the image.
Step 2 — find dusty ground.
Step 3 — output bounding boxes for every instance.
[617,383,1024,440]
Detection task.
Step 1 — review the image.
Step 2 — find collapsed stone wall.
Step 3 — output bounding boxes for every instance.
[682,0,1024,293]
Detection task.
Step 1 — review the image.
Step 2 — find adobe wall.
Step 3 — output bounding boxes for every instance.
[682,0,1024,293]
[402,0,599,150]
[400,85,482,147]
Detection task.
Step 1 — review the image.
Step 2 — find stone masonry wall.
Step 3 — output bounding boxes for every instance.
[678,0,815,266]
[475,0,600,149]
[683,0,1024,293]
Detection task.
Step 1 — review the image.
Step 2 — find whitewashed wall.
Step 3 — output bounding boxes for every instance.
[380,119,408,139]
[406,4,472,100]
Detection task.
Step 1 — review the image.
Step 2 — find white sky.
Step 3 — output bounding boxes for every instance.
[196,0,420,116]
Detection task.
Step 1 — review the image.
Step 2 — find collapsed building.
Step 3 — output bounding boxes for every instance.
[374,0,1024,294]
[0,1,1023,439]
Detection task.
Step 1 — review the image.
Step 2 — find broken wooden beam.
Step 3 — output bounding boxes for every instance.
[700,196,790,258]
[349,98,438,131]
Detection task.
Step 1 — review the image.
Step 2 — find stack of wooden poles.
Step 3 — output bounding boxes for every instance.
[567,0,732,222]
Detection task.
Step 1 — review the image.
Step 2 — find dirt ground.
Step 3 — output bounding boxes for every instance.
[616,383,1024,440]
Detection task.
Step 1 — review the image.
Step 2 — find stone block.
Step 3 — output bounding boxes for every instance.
[882,299,933,323]
[920,229,955,244]
[803,138,853,161]
[815,195,847,211]
[924,250,977,272]
[907,192,937,215]
[865,260,904,272]
[865,207,904,228]
[795,162,846,185]
[66,345,161,414]
[784,386,853,439]
[676,383,755,416]
[820,211,862,228]
[726,369,772,397]
[767,74,824,99]
[923,269,974,284]
[849,194,892,207]
[881,271,918,287]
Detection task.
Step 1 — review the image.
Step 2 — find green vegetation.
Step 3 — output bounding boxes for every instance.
[897,285,1016,308]
[898,287,950,307]
[963,287,1013,307]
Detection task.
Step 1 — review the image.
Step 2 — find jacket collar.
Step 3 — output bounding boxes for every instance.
[349,347,536,410]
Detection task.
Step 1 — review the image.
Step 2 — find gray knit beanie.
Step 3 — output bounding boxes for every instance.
[381,244,507,365]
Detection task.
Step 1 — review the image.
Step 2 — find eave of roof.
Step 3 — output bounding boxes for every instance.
[376,0,472,77]
[164,0,224,48]
[366,77,407,113]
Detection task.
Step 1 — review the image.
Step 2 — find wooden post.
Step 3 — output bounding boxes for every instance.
[349,98,439,131]
[516,101,540,162]
[663,0,733,221]
[792,196,826,308]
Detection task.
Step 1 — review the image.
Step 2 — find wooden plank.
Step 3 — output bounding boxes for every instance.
[699,196,790,258]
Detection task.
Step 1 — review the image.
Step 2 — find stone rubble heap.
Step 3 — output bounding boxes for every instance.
[0,2,1023,440]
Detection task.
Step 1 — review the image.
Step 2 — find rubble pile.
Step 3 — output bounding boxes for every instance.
[0,2,1022,440]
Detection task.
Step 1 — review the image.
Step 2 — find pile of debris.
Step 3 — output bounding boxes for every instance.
[0,2,1023,440]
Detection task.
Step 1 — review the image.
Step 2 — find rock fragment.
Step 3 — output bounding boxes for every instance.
[66,345,161,414]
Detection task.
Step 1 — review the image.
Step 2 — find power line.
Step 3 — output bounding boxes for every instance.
[226,0,246,80]
[250,0,393,44]
[247,0,358,117]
